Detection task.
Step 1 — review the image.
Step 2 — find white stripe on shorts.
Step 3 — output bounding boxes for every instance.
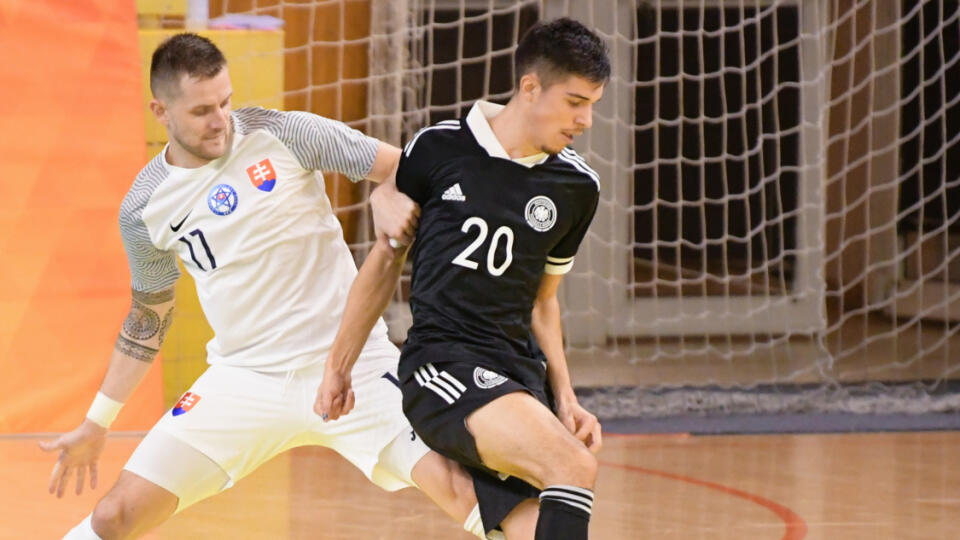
[439,371,467,393]
[416,364,464,405]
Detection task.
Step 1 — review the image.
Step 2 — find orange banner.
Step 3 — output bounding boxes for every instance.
[0,0,162,432]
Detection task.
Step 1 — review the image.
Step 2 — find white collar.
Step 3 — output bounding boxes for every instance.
[465,100,548,167]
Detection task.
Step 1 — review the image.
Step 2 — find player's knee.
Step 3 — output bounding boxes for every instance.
[540,441,597,488]
[573,446,598,486]
[91,494,128,538]
[411,451,478,523]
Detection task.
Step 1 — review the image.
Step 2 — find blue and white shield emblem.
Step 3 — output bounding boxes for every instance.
[208,184,238,216]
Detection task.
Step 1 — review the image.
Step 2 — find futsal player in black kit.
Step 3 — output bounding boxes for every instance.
[316,18,610,540]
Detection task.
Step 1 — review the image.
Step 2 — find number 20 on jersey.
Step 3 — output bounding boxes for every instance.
[451,217,514,276]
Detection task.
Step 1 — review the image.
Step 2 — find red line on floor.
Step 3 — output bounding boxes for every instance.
[599,460,807,540]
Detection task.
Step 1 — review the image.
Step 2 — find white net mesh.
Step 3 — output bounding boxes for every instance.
[210,0,960,417]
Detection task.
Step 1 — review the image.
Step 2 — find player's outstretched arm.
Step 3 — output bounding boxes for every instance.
[39,286,175,497]
[531,274,602,453]
[315,236,409,421]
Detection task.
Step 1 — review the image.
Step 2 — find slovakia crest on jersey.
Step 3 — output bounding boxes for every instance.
[246,158,277,192]
[172,392,201,416]
[208,184,238,216]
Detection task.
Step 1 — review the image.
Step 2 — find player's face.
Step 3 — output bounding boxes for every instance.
[154,68,233,166]
[529,74,605,155]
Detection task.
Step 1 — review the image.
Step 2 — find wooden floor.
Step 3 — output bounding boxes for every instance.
[2,431,958,539]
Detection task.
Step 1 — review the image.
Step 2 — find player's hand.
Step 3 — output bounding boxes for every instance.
[38,419,107,498]
[556,399,603,454]
[370,180,419,246]
[315,365,355,422]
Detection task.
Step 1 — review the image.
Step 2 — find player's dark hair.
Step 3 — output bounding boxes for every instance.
[514,18,610,89]
[150,33,227,98]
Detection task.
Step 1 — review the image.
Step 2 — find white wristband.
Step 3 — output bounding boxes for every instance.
[86,392,124,428]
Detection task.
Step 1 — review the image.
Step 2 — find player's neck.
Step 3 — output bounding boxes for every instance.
[488,101,542,159]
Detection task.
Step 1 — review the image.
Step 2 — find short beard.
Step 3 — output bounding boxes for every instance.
[541,144,565,156]
[172,128,230,162]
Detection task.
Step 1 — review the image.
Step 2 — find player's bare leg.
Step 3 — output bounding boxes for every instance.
[466,392,597,539]
[409,450,477,522]
[467,392,596,489]
[85,471,177,539]
[65,430,230,540]
[499,498,539,540]
[410,450,538,539]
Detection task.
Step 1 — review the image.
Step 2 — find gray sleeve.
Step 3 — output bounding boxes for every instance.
[278,111,380,182]
[234,107,380,181]
[119,180,180,293]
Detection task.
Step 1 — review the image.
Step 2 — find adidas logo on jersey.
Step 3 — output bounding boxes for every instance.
[441,183,466,202]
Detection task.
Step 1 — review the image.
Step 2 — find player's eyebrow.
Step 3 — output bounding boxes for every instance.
[566,92,590,101]
[191,93,232,111]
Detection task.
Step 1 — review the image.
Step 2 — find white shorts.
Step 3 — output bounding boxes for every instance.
[124,346,430,508]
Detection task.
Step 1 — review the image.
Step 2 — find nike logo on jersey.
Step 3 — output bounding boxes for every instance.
[170,210,193,232]
[441,183,466,202]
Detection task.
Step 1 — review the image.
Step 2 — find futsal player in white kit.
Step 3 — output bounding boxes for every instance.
[41,33,534,539]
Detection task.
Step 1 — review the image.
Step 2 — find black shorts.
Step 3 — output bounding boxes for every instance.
[400,359,545,534]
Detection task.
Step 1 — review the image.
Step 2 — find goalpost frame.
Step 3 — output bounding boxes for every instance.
[552,0,830,343]
[373,1,916,343]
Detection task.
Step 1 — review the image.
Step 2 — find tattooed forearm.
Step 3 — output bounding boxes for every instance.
[158,307,174,344]
[117,287,173,361]
[115,334,159,362]
[123,299,161,340]
[132,288,175,304]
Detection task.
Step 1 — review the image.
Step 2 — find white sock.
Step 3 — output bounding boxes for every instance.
[463,503,506,540]
[464,503,485,539]
[63,514,103,540]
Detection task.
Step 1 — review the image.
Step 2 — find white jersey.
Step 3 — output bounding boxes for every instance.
[119,107,392,371]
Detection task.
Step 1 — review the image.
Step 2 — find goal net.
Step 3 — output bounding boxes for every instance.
[200,0,960,418]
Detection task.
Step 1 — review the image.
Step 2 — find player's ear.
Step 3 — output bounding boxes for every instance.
[518,72,541,103]
[149,98,169,127]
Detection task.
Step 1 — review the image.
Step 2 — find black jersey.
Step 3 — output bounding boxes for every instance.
[396,102,599,387]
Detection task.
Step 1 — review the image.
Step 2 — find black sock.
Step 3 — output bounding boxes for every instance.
[535,485,594,540]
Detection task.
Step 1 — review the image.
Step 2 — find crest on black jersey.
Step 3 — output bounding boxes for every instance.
[473,367,508,389]
[524,195,557,232]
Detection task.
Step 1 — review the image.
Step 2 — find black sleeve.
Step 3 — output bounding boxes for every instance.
[544,188,599,275]
[396,128,439,206]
